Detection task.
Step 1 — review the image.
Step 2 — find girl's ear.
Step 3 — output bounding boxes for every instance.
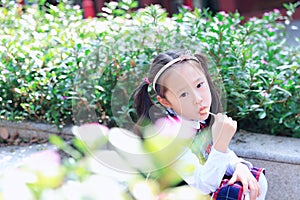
[157,96,172,108]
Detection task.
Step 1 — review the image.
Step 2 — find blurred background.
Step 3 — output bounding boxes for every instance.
[17,0,300,19]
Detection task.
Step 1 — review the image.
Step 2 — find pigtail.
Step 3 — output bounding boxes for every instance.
[134,81,154,120]
[133,79,167,136]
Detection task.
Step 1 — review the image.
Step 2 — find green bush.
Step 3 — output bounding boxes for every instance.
[0,0,299,137]
[174,4,300,137]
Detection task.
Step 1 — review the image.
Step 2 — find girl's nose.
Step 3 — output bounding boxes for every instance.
[193,90,203,104]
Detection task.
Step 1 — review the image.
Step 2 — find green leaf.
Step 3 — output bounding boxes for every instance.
[272,85,292,96]
[258,110,267,119]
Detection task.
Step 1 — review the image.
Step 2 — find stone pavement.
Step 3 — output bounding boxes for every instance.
[0,143,57,172]
[230,132,300,200]
[286,19,300,46]
[247,158,300,200]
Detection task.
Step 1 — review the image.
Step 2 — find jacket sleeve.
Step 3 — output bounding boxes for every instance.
[225,149,253,176]
[173,147,232,194]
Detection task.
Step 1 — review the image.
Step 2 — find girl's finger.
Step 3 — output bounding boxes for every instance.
[252,179,261,198]
[249,180,259,200]
[228,174,237,185]
[233,120,237,130]
[242,180,249,196]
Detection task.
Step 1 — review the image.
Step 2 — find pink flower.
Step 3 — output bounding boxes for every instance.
[261,59,268,65]
[182,5,192,11]
[73,5,80,10]
[219,11,228,17]
[273,9,280,13]
[2,69,9,74]
[268,27,274,32]
[154,116,195,139]
[260,91,268,97]
[154,117,181,137]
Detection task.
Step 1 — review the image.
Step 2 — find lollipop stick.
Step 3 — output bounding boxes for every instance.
[208,111,216,116]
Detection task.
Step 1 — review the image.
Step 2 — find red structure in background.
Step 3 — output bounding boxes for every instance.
[218,0,300,20]
[83,0,194,18]
[84,0,300,20]
[82,0,96,18]
[185,0,193,8]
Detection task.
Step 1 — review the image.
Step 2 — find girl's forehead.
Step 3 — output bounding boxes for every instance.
[159,62,206,91]
[164,62,205,81]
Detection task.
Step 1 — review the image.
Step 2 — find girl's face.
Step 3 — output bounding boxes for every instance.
[158,62,212,121]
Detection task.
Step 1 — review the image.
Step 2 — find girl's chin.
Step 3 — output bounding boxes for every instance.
[199,113,209,120]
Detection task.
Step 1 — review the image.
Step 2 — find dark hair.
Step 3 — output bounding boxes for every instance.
[133,50,222,135]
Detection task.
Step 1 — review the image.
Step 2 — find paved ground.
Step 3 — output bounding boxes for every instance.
[0,143,57,172]
[246,158,300,200]
[286,19,300,46]
[230,132,300,200]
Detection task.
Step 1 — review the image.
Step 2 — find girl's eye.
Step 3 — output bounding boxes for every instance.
[180,92,188,98]
[197,82,204,88]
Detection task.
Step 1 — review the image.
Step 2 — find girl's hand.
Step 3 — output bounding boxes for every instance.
[228,163,261,200]
[211,113,237,152]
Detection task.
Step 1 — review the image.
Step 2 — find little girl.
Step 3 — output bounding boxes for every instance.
[133,50,268,200]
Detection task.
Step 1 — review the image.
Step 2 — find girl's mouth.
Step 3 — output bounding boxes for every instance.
[199,107,209,115]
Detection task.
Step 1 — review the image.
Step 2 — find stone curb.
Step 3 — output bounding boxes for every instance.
[230,131,300,165]
[1,120,299,165]
[0,120,73,140]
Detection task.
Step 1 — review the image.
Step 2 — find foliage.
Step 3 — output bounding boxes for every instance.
[0,0,299,137]
[173,3,300,137]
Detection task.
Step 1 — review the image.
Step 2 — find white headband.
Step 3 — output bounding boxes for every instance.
[152,55,199,92]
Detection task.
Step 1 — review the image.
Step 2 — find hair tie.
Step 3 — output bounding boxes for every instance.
[143,77,151,85]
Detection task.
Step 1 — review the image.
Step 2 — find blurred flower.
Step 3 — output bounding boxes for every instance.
[72,123,109,150]
[73,5,80,10]
[260,91,269,97]
[159,186,211,200]
[182,5,192,11]
[268,27,275,32]
[80,174,125,199]
[2,69,9,74]
[219,11,228,17]
[130,179,160,200]
[1,169,35,200]
[261,59,268,65]
[143,117,196,171]
[22,150,64,188]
